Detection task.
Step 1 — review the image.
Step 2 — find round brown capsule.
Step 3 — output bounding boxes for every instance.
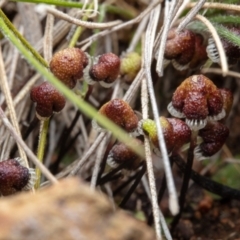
[30,82,66,120]
[0,158,36,196]
[89,53,120,87]
[50,47,88,89]
[97,99,138,133]
[107,140,144,170]
[195,121,229,160]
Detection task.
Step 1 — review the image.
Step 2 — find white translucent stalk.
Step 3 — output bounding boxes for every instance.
[144,3,179,216]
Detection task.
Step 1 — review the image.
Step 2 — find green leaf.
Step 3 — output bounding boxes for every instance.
[212,163,240,190]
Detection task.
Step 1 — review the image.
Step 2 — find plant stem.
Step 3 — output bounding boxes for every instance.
[12,0,135,19]
[170,131,198,231]
[68,3,93,48]
[35,119,50,189]
[0,12,145,160]
[90,4,106,56]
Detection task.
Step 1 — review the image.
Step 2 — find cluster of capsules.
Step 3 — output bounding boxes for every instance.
[29,26,236,176]
[30,48,141,120]
[29,47,142,173]
[163,27,240,70]
[0,47,140,196]
[96,26,238,171]
[101,74,233,172]
[143,74,233,160]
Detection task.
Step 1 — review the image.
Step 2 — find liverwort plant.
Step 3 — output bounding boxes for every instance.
[0,158,36,196]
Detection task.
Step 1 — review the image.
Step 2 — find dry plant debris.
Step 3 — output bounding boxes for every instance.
[0,0,240,239]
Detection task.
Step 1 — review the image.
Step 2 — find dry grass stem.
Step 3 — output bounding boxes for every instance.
[141,175,172,240]
[187,2,240,12]
[145,4,179,216]
[141,76,162,240]
[43,13,54,62]
[195,14,228,75]
[156,0,176,76]
[69,132,106,176]
[0,46,28,167]
[0,107,58,184]
[45,7,122,29]
[177,0,206,31]
[90,133,110,189]
[0,73,41,127]
[127,15,149,53]
[202,68,240,79]
[78,1,161,46]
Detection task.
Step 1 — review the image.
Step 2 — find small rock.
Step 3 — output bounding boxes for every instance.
[0,178,155,240]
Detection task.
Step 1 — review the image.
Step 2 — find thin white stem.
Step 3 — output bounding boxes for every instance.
[195,14,228,76]
[90,133,110,189]
[187,2,240,12]
[142,75,162,240]
[144,138,162,239]
[123,69,144,103]
[0,107,58,184]
[144,4,179,216]
[127,15,149,53]
[0,73,41,127]
[156,0,177,76]
[141,175,172,240]
[177,0,206,31]
[171,0,188,25]
[79,1,161,46]
[69,132,106,176]
[45,6,121,29]
[202,68,240,78]
[111,79,121,100]
[0,45,28,167]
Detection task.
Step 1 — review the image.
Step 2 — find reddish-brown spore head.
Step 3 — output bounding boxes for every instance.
[50,48,88,89]
[0,159,30,196]
[168,118,191,153]
[198,122,229,157]
[172,75,223,120]
[30,82,66,118]
[164,28,196,65]
[110,140,143,170]
[90,53,120,83]
[189,34,207,68]
[99,99,138,132]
